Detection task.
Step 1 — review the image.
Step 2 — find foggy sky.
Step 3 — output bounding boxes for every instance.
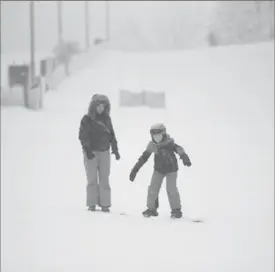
[1,1,216,53]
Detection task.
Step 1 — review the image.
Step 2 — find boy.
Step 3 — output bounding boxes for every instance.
[78,94,120,212]
[129,123,191,218]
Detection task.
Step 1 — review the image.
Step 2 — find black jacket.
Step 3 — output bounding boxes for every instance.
[78,95,118,155]
[131,135,190,175]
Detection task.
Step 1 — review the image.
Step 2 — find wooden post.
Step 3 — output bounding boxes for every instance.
[270,0,274,39]
[30,1,35,80]
[57,1,63,43]
[106,1,110,41]
[85,1,90,50]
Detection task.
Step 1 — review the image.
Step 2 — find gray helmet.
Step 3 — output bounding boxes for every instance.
[150,123,166,135]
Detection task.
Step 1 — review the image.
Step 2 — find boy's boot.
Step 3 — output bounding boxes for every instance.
[171,208,182,219]
[142,208,159,217]
[101,206,110,213]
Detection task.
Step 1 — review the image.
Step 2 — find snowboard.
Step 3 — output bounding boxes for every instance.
[87,208,204,222]
[143,213,204,223]
[87,208,128,216]
[171,216,204,223]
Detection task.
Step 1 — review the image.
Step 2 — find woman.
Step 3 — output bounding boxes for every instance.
[78,94,120,212]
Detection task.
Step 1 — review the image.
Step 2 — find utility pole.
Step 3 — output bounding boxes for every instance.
[270,0,274,39]
[106,1,110,41]
[30,1,35,80]
[57,1,63,44]
[255,1,262,38]
[85,1,90,50]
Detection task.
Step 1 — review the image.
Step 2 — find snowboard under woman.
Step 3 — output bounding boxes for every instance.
[78,94,120,212]
[129,123,191,218]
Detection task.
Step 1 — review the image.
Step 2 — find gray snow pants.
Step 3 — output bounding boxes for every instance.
[147,171,181,210]
[83,150,111,208]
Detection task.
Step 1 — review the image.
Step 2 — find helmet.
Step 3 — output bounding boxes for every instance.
[150,123,166,135]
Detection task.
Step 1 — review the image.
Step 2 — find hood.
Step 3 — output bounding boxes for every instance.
[87,94,111,119]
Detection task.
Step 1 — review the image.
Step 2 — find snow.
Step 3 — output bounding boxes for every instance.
[1,41,274,272]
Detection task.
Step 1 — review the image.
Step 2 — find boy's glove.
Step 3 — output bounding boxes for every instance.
[129,169,137,182]
[112,150,120,160]
[180,153,192,167]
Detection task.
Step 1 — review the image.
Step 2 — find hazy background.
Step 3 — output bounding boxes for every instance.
[1,1,274,53]
[1,1,274,272]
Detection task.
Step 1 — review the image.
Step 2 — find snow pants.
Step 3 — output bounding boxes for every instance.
[147,171,181,210]
[83,150,111,208]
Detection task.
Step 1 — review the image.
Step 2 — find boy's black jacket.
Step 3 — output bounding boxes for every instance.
[131,135,191,175]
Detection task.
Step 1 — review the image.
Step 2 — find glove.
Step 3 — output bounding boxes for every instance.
[86,150,95,160]
[181,153,192,167]
[112,151,120,160]
[183,160,191,167]
[129,170,137,182]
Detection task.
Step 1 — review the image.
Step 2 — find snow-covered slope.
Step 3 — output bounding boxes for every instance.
[1,41,274,272]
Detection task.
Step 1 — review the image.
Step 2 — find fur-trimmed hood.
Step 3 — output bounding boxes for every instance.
[87,94,111,119]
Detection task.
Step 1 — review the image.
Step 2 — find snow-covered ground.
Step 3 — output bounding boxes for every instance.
[1,41,274,272]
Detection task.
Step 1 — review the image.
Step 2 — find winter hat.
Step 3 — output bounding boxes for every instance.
[88,94,111,117]
[92,94,109,105]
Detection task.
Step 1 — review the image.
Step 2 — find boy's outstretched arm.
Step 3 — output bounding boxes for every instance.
[174,143,192,167]
[129,143,153,181]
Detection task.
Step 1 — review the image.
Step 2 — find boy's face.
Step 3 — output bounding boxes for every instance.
[152,133,163,143]
[96,103,105,114]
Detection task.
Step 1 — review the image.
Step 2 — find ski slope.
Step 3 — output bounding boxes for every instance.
[1,41,274,272]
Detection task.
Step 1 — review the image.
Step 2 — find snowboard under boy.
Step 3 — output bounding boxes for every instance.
[129,123,191,218]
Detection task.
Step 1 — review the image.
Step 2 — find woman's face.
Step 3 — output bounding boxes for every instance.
[96,103,105,114]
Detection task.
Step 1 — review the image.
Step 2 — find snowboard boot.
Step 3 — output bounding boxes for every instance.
[142,209,159,217]
[101,207,110,213]
[171,209,182,219]
[88,205,96,211]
